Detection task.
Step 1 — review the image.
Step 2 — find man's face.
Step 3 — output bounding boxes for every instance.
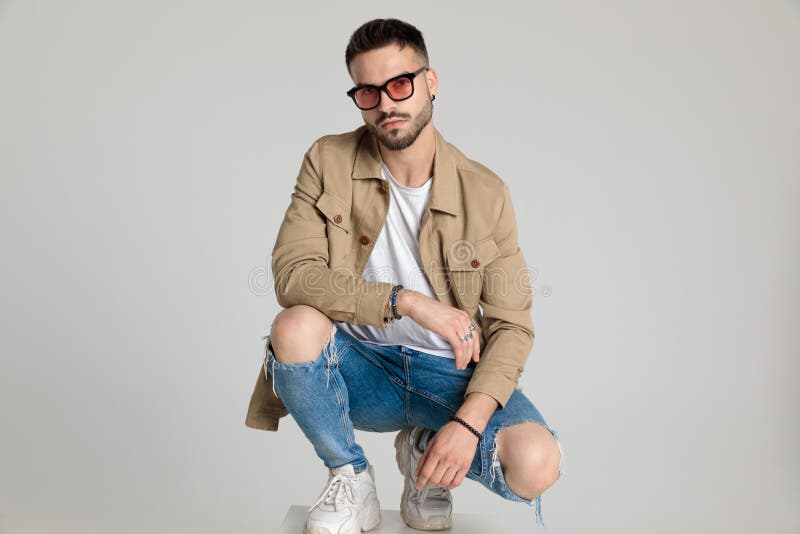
[348,44,437,151]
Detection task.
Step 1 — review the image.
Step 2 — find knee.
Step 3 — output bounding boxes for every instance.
[498,423,561,501]
[269,305,333,364]
[508,461,559,501]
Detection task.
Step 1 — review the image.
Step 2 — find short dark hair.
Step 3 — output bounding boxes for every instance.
[345,18,429,73]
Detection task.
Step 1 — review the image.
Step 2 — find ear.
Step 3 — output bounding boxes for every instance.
[425,67,439,99]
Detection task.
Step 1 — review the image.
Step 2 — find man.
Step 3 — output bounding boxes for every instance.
[246,18,564,533]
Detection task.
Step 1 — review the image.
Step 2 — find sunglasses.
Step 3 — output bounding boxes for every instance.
[346,66,429,110]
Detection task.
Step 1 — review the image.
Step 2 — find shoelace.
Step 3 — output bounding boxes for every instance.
[311,473,357,511]
[411,483,450,505]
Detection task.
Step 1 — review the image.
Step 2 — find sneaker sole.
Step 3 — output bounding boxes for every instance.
[361,500,382,532]
[302,504,381,534]
[400,492,453,531]
[303,468,382,534]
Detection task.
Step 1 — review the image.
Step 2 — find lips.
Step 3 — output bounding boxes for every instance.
[382,119,406,129]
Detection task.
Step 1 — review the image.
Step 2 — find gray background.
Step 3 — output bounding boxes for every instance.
[1,1,798,533]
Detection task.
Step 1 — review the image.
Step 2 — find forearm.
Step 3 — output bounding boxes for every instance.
[466,231,534,406]
[384,287,419,320]
[273,259,395,328]
[455,391,499,433]
[464,322,533,408]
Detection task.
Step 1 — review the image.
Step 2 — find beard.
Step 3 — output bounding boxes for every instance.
[366,96,433,151]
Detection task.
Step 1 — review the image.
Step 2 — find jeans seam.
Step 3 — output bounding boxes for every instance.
[323,325,356,450]
[403,353,411,426]
[329,372,355,450]
[405,385,461,413]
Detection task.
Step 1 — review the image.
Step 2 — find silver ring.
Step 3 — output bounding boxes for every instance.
[459,322,478,343]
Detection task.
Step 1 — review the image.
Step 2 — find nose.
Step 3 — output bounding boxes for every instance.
[376,87,398,114]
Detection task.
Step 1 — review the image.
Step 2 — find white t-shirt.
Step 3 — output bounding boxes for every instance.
[334,162,455,359]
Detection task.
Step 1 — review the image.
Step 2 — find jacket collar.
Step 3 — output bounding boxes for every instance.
[351,125,460,216]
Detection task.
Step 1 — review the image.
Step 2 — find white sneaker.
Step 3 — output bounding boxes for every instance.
[303,463,381,534]
[394,427,453,531]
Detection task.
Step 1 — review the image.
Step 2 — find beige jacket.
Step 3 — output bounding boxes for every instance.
[245,125,534,431]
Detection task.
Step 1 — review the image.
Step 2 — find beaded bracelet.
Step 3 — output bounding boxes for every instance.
[449,414,483,441]
[390,284,404,320]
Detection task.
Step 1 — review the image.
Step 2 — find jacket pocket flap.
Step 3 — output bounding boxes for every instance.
[315,191,351,232]
[446,237,500,271]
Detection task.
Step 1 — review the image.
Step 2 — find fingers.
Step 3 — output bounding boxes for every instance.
[412,427,472,490]
[414,442,432,481]
[445,332,467,369]
[445,310,477,370]
[457,334,479,370]
[439,465,461,488]
[471,329,480,363]
[448,466,469,489]
[415,452,435,489]
[457,321,480,370]
[428,462,450,488]
[416,458,469,489]
[415,455,468,489]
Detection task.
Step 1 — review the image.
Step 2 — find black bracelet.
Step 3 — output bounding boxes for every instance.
[449,415,482,441]
[390,284,404,320]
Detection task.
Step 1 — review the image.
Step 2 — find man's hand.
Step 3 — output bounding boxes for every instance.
[413,392,499,490]
[396,290,479,370]
[413,421,478,490]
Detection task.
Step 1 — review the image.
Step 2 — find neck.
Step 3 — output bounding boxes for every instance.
[378,124,435,188]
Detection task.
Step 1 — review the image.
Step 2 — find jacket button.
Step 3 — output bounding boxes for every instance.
[360,235,371,245]
[333,214,342,224]
[379,183,386,193]
[471,259,480,268]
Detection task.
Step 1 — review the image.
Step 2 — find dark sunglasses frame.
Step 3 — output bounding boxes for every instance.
[346,66,429,110]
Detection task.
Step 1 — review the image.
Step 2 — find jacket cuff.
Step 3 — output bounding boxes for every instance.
[464,371,516,409]
[355,280,395,328]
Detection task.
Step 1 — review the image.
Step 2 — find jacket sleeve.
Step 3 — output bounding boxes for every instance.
[271,138,395,328]
[465,181,535,408]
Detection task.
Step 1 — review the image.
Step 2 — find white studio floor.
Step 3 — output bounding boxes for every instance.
[278,504,551,534]
[275,506,783,534]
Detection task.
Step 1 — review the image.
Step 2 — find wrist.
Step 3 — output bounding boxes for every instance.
[456,392,498,433]
[449,414,483,441]
[395,288,417,318]
[452,413,488,435]
[383,285,410,325]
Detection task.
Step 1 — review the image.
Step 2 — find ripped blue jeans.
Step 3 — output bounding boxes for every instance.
[264,322,564,528]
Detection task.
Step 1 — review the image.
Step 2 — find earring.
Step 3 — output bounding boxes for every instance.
[431,95,436,102]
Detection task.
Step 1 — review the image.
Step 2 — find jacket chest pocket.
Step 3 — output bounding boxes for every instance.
[315,191,352,266]
[445,237,501,311]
